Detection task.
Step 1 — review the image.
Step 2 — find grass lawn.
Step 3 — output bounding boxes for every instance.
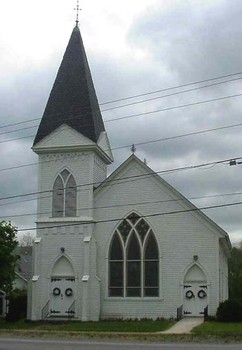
[193,321,242,336]
[0,318,174,333]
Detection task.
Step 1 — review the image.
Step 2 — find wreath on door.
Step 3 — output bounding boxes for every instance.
[65,288,73,297]
[185,290,194,299]
[53,287,61,296]
[198,289,207,299]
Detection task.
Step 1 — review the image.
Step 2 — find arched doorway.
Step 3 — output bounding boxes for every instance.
[49,256,75,317]
[183,264,208,317]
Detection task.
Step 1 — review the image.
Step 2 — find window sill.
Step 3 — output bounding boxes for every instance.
[104,297,164,302]
[36,216,94,223]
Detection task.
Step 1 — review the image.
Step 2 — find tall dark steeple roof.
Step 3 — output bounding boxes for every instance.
[33,25,105,146]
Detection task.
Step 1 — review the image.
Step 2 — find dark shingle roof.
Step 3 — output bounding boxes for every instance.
[33,25,105,146]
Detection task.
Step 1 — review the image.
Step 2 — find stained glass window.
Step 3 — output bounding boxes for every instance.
[136,219,149,242]
[117,220,131,242]
[109,213,159,298]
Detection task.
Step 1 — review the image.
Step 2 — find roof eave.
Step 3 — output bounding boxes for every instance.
[94,155,232,251]
[32,144,113,164]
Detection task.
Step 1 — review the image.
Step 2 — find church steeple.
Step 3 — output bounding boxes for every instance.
[33,25,105,146]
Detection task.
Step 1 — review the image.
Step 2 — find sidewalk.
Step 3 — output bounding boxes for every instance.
[160,317,204,334]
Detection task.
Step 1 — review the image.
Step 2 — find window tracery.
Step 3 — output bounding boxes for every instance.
[109,213,159,297]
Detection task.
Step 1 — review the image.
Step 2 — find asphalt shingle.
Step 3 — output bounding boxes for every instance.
[33,25,105,146]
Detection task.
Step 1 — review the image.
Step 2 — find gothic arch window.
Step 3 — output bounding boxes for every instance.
[109,213,159,297]
[52,169,77,217]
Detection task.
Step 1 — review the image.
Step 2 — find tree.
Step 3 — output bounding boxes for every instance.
[229,245,242,299]
[18,232,35,247]
[0,221,19,294]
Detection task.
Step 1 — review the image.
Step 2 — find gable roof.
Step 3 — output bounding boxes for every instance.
[33,25,105,146]
[95,154,231,251]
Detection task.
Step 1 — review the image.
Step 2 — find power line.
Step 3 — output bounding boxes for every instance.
[1,71,242,132]
[1,121,241,173]
[0,125,38,137]
[101,76,242,112]
[112,122,242,151]
[0,155,241,202]
[16,200,242,232]
[3,186,242,209]
[100,70,242,105]
[0,134,34,144]
[2,190,242,220]
[0,161,39,172]
[1,76,242,137]
[105,92,242,123]
[1,91,242,145]
[2,75,242,139]
[0,194,52,207]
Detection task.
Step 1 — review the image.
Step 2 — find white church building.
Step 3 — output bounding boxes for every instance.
[28,23,231,321]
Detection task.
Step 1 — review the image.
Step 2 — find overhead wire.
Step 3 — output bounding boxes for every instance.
[0,155,241,202]
[16,200,242,232]
[3,186,242,209]
[1,71,242,226]
[101,76,242,112]
[1,121,242,173]
[1,92,242,145]
[1,71,242,132]
[1,74,242,138]
[105,92,242,123]
[100,70,242,105]
[2,190,242,219]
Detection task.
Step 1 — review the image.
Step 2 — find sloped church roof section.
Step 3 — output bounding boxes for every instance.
[33,25,105,146]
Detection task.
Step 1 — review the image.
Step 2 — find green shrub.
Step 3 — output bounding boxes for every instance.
[5,289,27,322]
[216,299,242,322]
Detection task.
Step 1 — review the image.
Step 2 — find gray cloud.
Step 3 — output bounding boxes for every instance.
[0,1,242,243]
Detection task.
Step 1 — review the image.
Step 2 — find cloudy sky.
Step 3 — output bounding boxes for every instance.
[0,0,242,244]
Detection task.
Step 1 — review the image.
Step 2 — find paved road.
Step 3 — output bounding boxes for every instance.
[0,338,242,350]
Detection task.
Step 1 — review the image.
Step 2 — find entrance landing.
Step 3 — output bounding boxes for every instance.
[160,317,204,334]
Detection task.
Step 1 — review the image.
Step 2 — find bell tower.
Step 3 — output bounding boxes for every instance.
[29,22,113,321]
[33,22,113,218]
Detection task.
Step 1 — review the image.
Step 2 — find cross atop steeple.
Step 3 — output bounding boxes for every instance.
[74,0,82,26]
[33,20,106,146]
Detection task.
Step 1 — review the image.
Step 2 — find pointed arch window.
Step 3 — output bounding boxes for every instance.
[109,213,159,298]
[52,170,77,217]
[109,233,124,297]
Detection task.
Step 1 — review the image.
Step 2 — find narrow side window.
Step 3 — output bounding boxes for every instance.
[65,175,77,217]
[144,233,159,297]
[52,170,77,217]
[109,233,124,297]
[52,176,64,217]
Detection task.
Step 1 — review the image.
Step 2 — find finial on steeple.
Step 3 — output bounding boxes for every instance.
[131,144,136,154]
[74,0,82,27]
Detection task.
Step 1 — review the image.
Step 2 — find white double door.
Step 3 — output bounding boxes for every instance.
[50,277,75,316]
[183,282,208,317]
